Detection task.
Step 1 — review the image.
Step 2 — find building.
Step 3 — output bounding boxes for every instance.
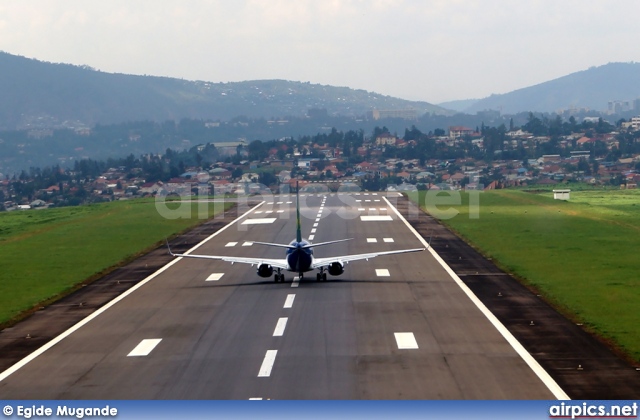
[448,126,474,139]
[553,189,570,200]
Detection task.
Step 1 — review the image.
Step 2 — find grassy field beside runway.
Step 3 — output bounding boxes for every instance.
[0,199,233,325]
[408,188,640,362]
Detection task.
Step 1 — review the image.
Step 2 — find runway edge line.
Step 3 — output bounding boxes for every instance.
[0,201,265,383]
[383,196,570,401]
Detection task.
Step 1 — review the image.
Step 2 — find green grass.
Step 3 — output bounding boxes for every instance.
[0,198,232,325]
[408,188,640,362]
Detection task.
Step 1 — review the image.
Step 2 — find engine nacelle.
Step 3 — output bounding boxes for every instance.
[257,264,274,278]
[327,262,344,276]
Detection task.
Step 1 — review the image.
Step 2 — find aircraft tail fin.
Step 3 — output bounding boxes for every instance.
[296,181,302,243]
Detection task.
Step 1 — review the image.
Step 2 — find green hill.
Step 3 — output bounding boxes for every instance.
[0,52,447,130]
[465,62,640,114]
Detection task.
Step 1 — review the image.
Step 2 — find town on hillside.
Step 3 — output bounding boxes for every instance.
[2,116,640,211]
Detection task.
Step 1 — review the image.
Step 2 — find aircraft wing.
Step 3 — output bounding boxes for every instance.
[311,247,425,269]
[168,249,289,270]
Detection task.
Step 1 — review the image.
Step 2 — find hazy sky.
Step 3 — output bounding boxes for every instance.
[1,1,639,103]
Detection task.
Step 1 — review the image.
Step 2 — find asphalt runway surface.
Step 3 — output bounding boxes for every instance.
[0,192,638,399]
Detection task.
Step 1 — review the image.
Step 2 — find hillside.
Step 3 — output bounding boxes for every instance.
[0,52,447,130]
[465,62,640,114]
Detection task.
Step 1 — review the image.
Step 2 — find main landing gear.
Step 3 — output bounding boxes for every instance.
[316,268,327,282]
[274,269,285,283]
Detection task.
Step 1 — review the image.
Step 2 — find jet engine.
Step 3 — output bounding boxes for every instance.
[327,262,344,276]
[257,264,274,277]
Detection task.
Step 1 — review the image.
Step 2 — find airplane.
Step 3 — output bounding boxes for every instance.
[167,184,426,282]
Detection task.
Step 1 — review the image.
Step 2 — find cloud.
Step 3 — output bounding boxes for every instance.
[0,0,639,102]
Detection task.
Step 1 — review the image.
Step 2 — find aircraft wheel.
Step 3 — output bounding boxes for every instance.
[322,273,327,281]
[316,273,321,281]
[274,274,279,282]
[280,274,285,282]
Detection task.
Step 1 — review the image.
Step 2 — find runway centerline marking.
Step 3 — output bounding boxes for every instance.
[242,242,253,247]
[311,228,316,233]
[394,333,419,349]
[313,223,318,227]
[376,269,390,277]
[225,242,237,247]
[273,317,288,336]
[291,276,300,288]
[284,294,296,308]
[383,238,394,243]
[358,208,365,211]
[258,350,278,377]
[127,339,162,357]
[367,238,378,243]
[309,234,315,240]
[206,273,224,281]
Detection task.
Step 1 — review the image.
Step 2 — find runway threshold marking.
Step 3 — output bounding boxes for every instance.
[284,294,295,308]
[206,273,224,281]
[127,339,162,357]
[0,200,266,383]
[273,317,288,336]
[258,350,278,377]
[383,196,570,400]
[394,333,419,349]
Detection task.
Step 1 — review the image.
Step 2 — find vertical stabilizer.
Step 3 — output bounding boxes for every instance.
[296,181,302,243]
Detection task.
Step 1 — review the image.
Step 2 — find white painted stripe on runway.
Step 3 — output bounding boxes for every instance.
[375,200,381,202]
[277,210,284,213]
[206,273,224,281]
[383,196,570,400]
[277,202,283,204]
[242,242,253,247]
[287,201,293,204]
[367,238,378,243]
[273,317,288,336]
[365,200,371,202]
[242,218,277,225]
[383,238,394,243]
[356,200,362,202]
[358,208,365,211]
[255,211,264,214]
[309,234,315,240]
[376,269,390,276]
[0,200,266,384]
[373,193,378,195]
[311,228,316,233]
[225,242,237,247]
[380,208,387,211]
[315,218,320,222]
[313,223,318,227]
[127,339,162,357]
[291,276,300,288]
[361,215,393,221]
[369,208,377,211]
[284,294,296,308]
[249,398,263,400]
[258,350,278,377]
[265,210,273,214]
[364,193,369,195]
[394,333,418,349]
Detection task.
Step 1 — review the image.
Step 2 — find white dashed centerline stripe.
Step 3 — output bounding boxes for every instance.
[242,218,277,225]
[313,223,318,227]
[206,273,224,281]
[382,196,569,400]
[376,269,390,277]
[291,276,300,288]
[311,228,316,233]
[284,294,296,308]
[309,235,315,240]
[383,238,394,243]
[394,333,419,349]
[367,238,378,243]
[127,339,162,357]
[273,317,288,336]
[225,242,237,247]
[258,350,278,377]
[361,215,393,221]
[242,242,253,247]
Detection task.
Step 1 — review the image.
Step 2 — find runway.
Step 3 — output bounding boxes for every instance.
[0,192,563,399]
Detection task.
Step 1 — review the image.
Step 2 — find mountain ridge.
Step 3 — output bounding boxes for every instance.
[0,52,448,130]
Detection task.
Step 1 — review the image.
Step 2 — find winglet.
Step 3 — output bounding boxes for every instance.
[166,238,175,256]
[296,181,302,243]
